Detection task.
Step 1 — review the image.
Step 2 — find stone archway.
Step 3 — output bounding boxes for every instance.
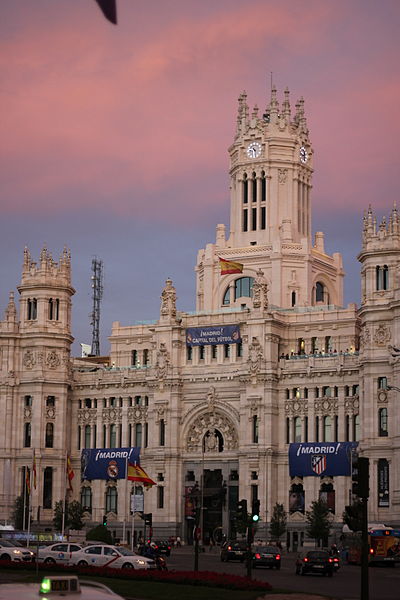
[185,410,238,454]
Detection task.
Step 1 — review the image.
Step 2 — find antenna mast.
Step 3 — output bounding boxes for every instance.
[90,258,103,356]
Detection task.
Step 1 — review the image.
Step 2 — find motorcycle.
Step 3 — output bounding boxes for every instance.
[155,555,168,571]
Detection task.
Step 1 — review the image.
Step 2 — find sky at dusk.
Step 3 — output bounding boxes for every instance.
[1,0,399,355]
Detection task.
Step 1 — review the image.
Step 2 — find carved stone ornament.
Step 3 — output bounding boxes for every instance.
[186,411,238,453]
[252,269,269,310]
[160,278,177,319]
[46,351,60,369]
[374,323,391,347]
[206,386,217,411]
[278,168,287,184]
[359,326,370,351]
[23,350,36,369]
[155,343,170,380]
[127,407,147,422]
[247,337,263,374]
[46,407,56,420]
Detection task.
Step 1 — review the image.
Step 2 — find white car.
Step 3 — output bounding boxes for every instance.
[71,544,156,570]
[0,539,35,562]
[37,542,83,565]
[0,575,124,599]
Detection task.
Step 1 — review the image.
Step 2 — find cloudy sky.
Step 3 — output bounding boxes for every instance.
[1,0,399,355]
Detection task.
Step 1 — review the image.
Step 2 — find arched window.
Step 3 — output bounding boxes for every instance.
[323,416,332,442]
[135,423,142,447]
[84,425,91,449]
[27,298,37,320]
[110,424,117,448]
[376,265,389,291]
[353,414,360,441]
[378,408,388,437]
[319,483,335,513]
[291,291,296,307]
[223,287,231,305]
[105,487,117,514]
[49,298,54,320]
[43,467,53,509]
[235,277,254,300]
[294,417,301,442]
[315,282,324,303]
[242,173,248,204]
[24,422,31,447]
[45,423,54,448]
[81,486,92,511]
[252,415,259,443]
[159,419,165,446]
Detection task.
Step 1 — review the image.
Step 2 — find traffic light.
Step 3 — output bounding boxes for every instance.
[102,514,107,526]
[352,455,369,498]
[144,513,153,527]
[237,498,247,522]
[251,499,260,522]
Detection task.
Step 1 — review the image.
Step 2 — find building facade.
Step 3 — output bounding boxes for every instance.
[1,85,399,547]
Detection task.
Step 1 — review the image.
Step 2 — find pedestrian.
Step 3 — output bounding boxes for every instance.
[176,535,181,547]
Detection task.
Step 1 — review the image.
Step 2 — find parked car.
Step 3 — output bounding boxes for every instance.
[295,550,334,576]
[252,545,281,569]
[220,540,248,562]
[150,540,171,556]
[0,539,35,562]
[71,544,156,569]
[37,542,83,566]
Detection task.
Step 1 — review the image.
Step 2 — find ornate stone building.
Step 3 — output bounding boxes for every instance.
[1,85,399,547]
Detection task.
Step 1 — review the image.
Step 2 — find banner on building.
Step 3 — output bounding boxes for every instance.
[378,458,389,507]
[289,442,358,477]
[186,325,241,346]
[81,447,140,480]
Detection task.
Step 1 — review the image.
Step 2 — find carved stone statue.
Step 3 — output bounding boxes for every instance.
[252,269,269,310]
[155,342,170,379]
[247,337,263,374]
[160,278,177,319]
[204,428,219,453]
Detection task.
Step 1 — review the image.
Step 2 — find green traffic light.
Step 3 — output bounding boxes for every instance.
[252,514,259,522]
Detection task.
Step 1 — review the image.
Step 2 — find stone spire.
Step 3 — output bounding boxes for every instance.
[5,291,17,323]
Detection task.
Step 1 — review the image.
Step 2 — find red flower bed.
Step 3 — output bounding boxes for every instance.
[0,560,272,592]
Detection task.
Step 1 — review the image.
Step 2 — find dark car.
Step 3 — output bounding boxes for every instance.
[295,550,334,577]
[152,540,171,556]
[252,545,281,569]
[220,540,247,562]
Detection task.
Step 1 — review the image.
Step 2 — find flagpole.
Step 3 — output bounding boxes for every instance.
[23,467,27,533]
[61,453,67,540]
[26,465,32,546]
[122,457,127,543]
[131,483,136,551]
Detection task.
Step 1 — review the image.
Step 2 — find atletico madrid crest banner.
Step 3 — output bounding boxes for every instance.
[219,257,243,275]
[289,442,358,477]
[127,463,156,488]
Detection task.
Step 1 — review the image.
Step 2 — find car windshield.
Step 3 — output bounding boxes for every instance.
[117,547,136,556]
[264,546,278,552]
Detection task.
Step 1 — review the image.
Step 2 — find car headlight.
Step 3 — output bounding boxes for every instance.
[12,550,21,555]
[137,559,146,565]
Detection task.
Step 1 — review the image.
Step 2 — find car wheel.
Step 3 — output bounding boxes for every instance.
[122,562,134,569]
[0,554,11,561]
[78,560,88,567]
[44,557,56,565]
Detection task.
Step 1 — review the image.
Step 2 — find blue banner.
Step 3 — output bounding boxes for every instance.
[289,442,358,477]
[186,325,241,346]
[81,447,140,480]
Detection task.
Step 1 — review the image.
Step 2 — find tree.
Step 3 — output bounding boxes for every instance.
[53,500,66,531]
[68,500,84,530]
[86,524,113,544]
[306,499,331,547]
[269,503,287,541]
[12,495,29,530]
[343,500,363,532]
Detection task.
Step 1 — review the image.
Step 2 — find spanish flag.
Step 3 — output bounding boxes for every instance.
[25,467,31,496]
[127,463,156,489]
[67,455,75,491]
[219,257,244,275]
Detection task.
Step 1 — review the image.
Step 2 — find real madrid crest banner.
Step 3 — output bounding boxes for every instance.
[81,447,140,480]
[288,442,358,477]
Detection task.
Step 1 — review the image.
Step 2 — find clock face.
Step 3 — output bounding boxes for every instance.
[299,146,308,164]
[246,142,262,159]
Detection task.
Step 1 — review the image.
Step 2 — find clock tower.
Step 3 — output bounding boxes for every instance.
[195,85,344,311]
